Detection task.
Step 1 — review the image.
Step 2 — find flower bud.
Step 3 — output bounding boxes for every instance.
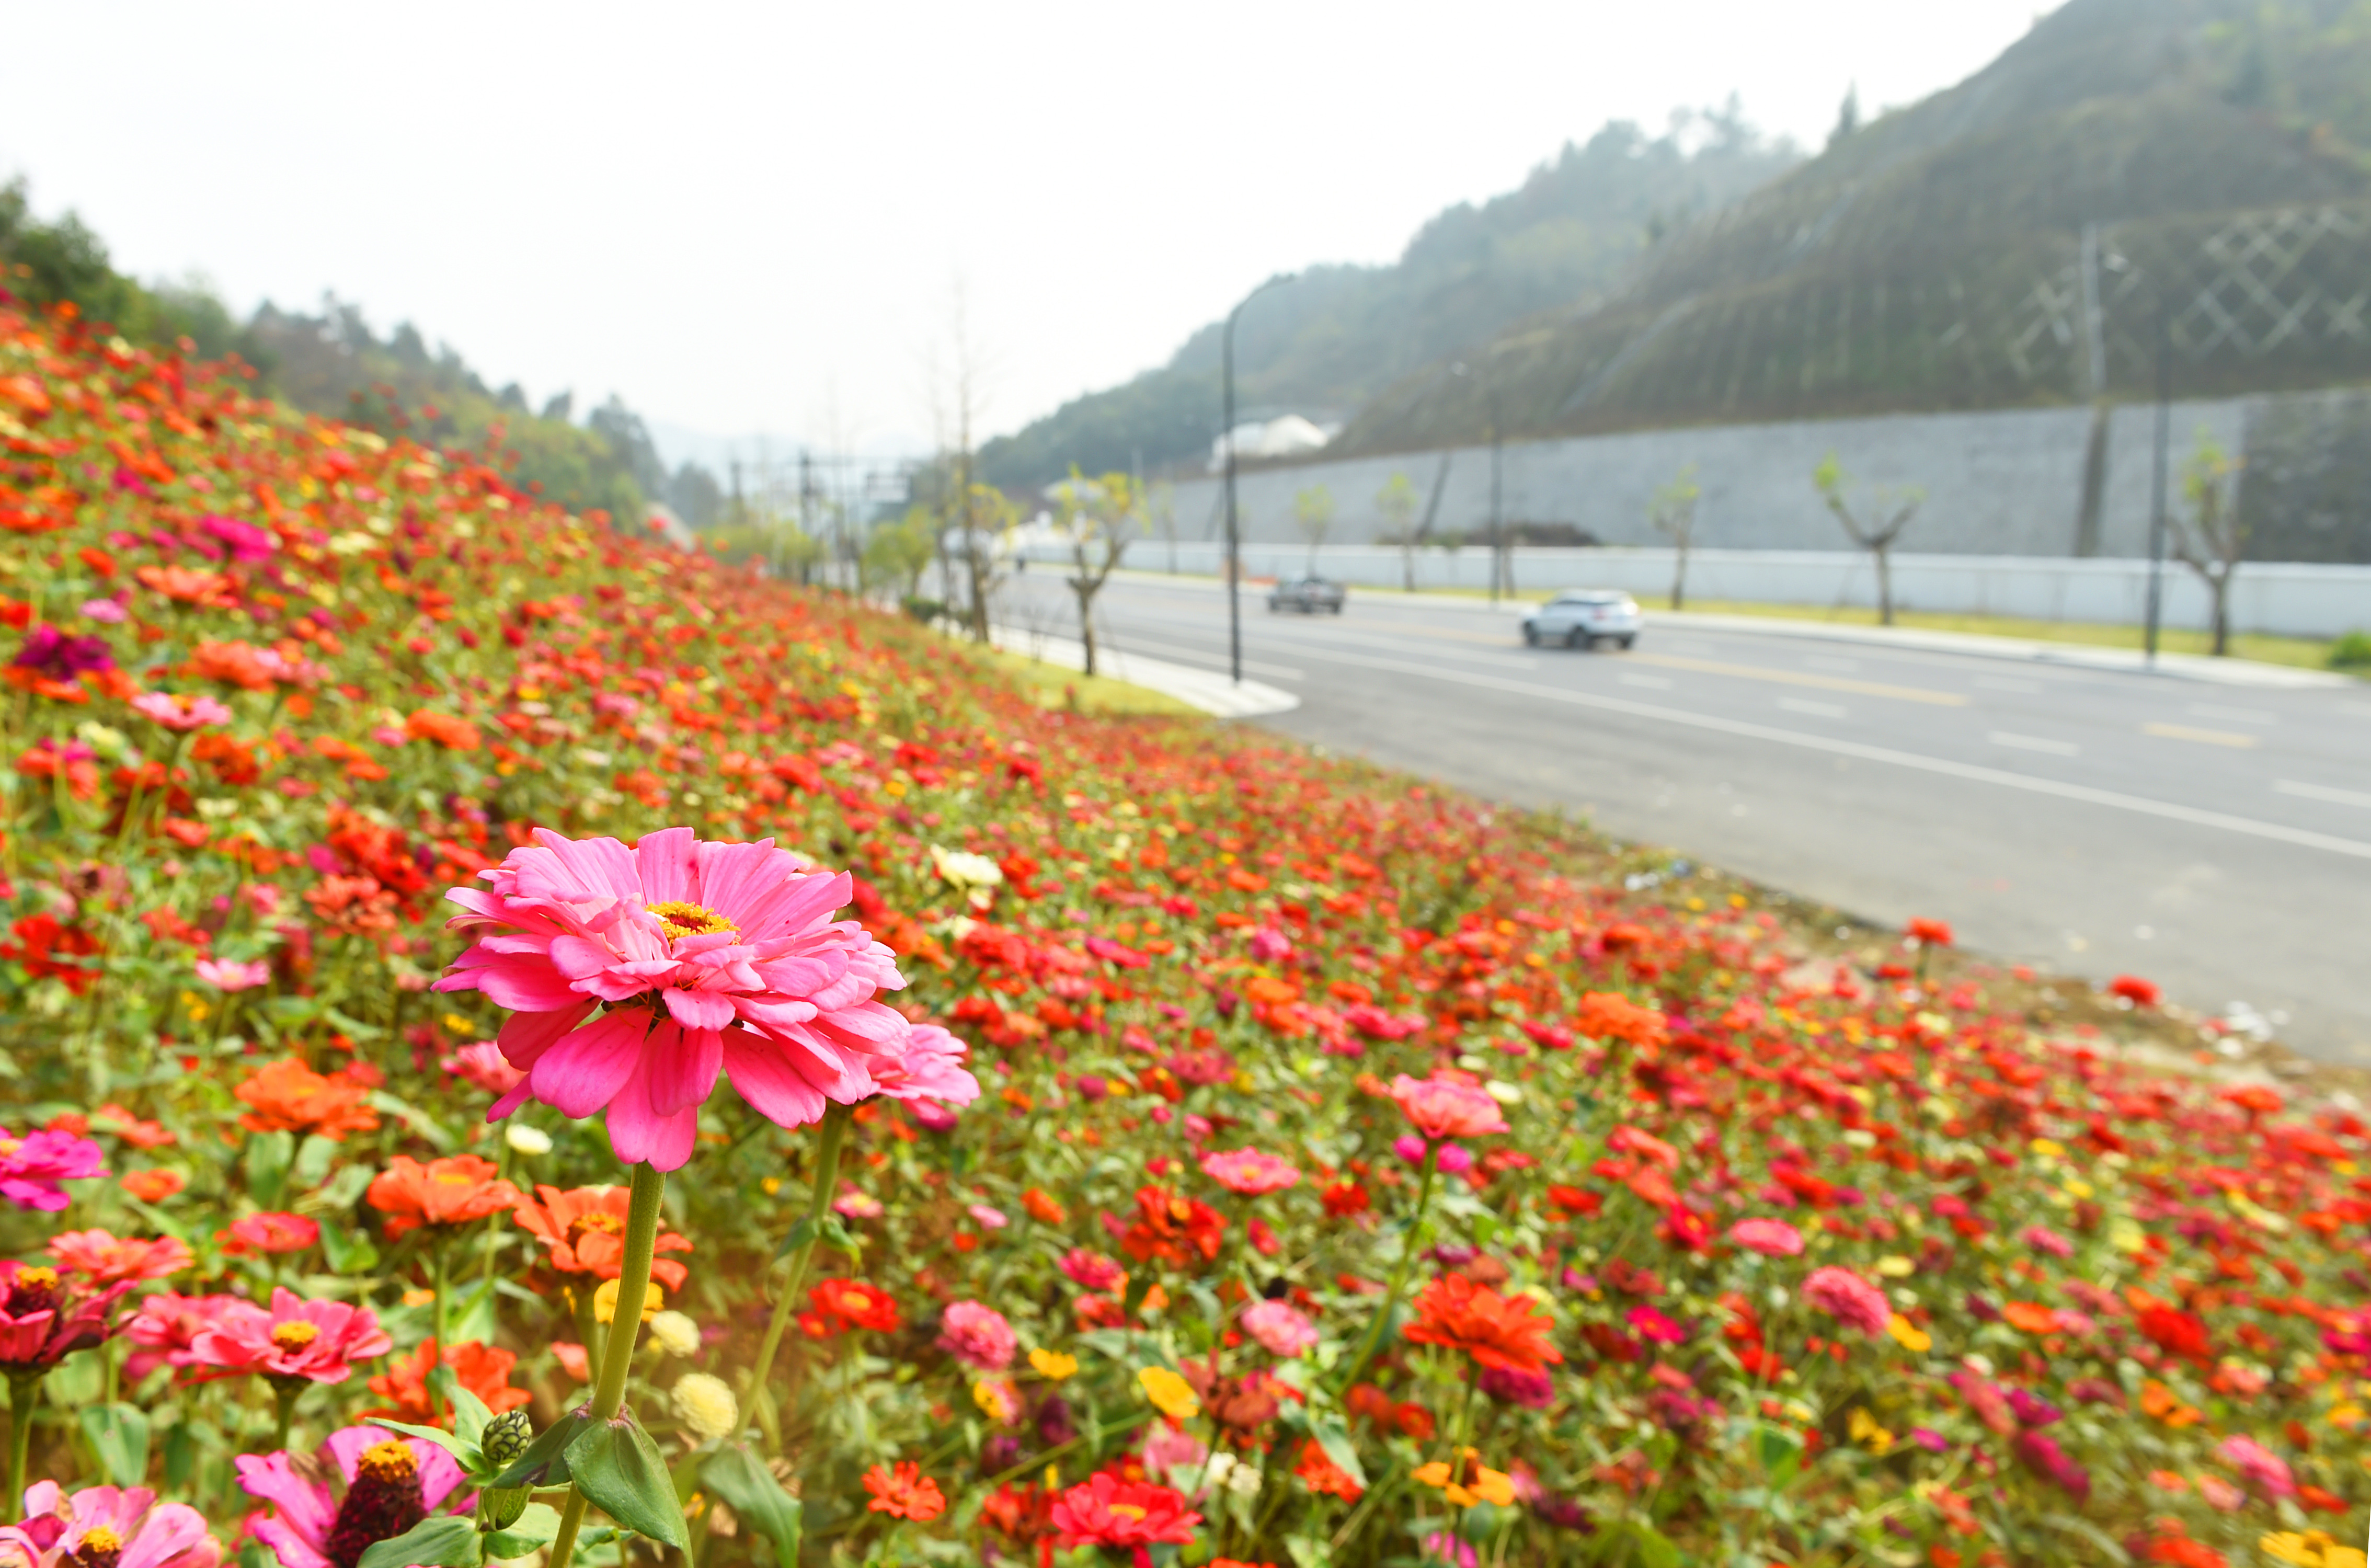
[481,1407,534,1470]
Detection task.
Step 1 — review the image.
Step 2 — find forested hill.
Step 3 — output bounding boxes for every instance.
[975,108,1800,489]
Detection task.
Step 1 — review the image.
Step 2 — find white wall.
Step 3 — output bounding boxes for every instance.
[1024,542,2371,638]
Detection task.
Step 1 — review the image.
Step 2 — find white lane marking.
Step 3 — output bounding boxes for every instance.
[1804,655,1859,672]
[1975,675,2042,693]
[1619,673,1674,690]
[2277,779,2371,810]
[1990,731,2080,757]
[2190,702,2275,725]
[1276,643,2371,861]
[1780,696,1848,718]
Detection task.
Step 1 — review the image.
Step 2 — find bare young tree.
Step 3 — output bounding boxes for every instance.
[1648,463,1701,610]
[2169,431,2248,656]
[1051,468,1145,677]
[1293,484,1335,576]
[1814,453,1923,626]
[923,279,1006,640]
[1376,472,1419,591]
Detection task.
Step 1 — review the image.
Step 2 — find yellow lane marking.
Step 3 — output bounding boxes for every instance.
[2143,722,2259,749]
[1623,653,1967,706]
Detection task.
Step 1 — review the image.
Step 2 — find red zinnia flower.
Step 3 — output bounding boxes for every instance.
[1403,1273,1564,1376]
[806,1278,901,1334]
[1049,1472,1200,1551]
[1121,1187,1228,1271]
[218,1212,320,1256]
[365,1340,532,1427]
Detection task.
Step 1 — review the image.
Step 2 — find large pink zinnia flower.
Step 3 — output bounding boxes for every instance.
[1388,1075,1507,1141]
[237,1426,468,1568]
[0,1481,221,1568]
[1726,1219,1805,1257]
[1199,1148,1301,1196]
[866,1024,979,1112]
[1802,1266,1892,1339]
[432,827,913,1170]
[0,1128,106,1212]
[188,1287,391,1383]
[0,1261,128,1377]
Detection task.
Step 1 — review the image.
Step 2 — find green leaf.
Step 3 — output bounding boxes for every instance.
[244,1130,294,1209]
[354,1516,481,1568]
[1307,1412,1367,1490]
[446,1278,499,1346]
[565,1416,687,1549]
[367,1092,454,1151]
[1617,1521,1680,1568]
[78,1404,150,1487]
[491,1409,592,1489]
[446,1382,494,1448]
[292,1134,337,1189]
[700,1444,801,1567]
[483,1503,563,1561]
[317,1220,380,1276]
[769,1217,816,1264]
[366,1417,477,1464]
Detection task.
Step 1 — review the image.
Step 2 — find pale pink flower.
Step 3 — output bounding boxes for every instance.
[867,1023,980,1113]
[2215,1434,2296,1498]
[194,958,271,992]
[1801,1267,1892,1338]
[123,1291,251,1379]
[0,1481,221,1568]
[968,1204,1009,1230]
[1199,1148,1301,1196]
[432,827,914,1171]
[188,1286,391,1383]
[938,1300,1017,1370]
[2196,1474,2246,1512]
[832,1185,884,1220]
[1241,1300,1318,1358]
[1727,1219,1805,1257]
[131,692,233,731]
[1140,1423,1208,1475]
[442,1041,525,1095]
[2019,1224,2073,1259]
[237,1426,468,1568]
[1388,1074,1507,1140]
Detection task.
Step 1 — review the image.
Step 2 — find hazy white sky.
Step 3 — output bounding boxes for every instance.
[1,2,2049,461]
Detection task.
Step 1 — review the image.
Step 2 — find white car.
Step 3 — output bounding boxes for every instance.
[1521,590,1642,649]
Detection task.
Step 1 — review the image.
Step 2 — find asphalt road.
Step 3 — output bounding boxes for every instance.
[998,570,2371,1063]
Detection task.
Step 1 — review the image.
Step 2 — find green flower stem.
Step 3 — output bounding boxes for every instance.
[272,1379,300,1451]
[7,1376,36,1517]
[430,1237,451,1426]
[744,1101,852,1443]
[545,1160,668,1568]
[1332,1143,1439,1397]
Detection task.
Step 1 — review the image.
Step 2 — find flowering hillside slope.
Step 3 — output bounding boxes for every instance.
[0,297,2365,1568]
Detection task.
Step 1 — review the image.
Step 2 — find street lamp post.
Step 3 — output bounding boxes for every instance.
[2143,299,2172,671]
[1224,272,1294,685]
[1450,362,1505,603]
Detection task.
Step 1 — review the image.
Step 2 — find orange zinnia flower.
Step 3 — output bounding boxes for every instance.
[404,710,482,751]
[366,1338,532,1427]
[233,1058,380,1141]
[513,1184,694,1290]
[863,1461,946,1522]
[1403,1272,1565,1376]
[366,1155,522,1238]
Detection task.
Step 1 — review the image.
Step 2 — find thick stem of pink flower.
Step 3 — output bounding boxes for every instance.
[1332,1144,1439,1398]
[744,1100,852,1448]
[546,1160,667,1568]
[6,1374,35,1517]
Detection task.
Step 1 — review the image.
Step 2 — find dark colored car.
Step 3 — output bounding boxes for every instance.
[1267,577,1346,614]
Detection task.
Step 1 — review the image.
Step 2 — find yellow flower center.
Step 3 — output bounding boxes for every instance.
[646,901,737,941]
[77,1529,123,1556]
[571,1211,626,1239]
[356,1439,418,1482]
[840,1290,874,1313]
[271,1321,322,1351]
[15,1266,57,1291]
[1108,1504,1147,1522]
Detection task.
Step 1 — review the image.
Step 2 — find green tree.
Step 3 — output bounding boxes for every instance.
[1376,472,1420,590]
[1294,484,1337,575]
[1051,469,1146,677]
[1814,453,1922,626]
[2170,430,2249,656]
[862,506,940,608]
[1649,463,1702,610]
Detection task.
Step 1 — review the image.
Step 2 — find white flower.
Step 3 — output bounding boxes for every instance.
[931,845,1004,890]
[649,1310,702,1356]
[505,1125,553,1156]
[671,1372,739,1441]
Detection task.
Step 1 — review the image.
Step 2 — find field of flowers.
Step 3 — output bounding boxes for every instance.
[0,295,2365,1568]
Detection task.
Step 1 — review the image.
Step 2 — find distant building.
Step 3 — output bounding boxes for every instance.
[1207,415,1334,472]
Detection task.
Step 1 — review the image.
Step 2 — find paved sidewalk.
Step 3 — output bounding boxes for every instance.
[988,625,1299,718]
[1105,569,2354,690]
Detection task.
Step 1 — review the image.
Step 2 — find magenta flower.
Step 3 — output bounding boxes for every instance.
[432,827,914,1170]
[1801,1267,1892,1338]
[1199,1148,1301,1196]
[0,1129,106,1212]
[937,1300,1017,1371]
[1627,1305,1686,1344]
[13,626,114,679]
[237,1426,468,1568]
[1479,1365,1556,1409]
[2215,1434,2296,1498]
[0,1481,221,1568]
[0,1262,129,1376]
[2019,1224,2073,1259]
[1057,1249,1125,1292]
[1240,1300,1318,1358]
[2011,1428,2091,1501]
[1727,1219,1805,1257]
[866,1023,979,1113]
[188,1287,391,1384]
[193,958,271,992]
[131,693,233,732]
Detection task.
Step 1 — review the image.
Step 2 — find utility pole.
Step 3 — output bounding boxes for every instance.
[2144,299,2172,670]
[1223,272,1295,685]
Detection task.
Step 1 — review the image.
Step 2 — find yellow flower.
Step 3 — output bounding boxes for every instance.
[2262,1532,2368,1568]
[1030,1347,1079,1381]
[1874,1255,1915,1278]
[1847,1407,1895,1455]
[671,1372,739,1443]
[1137,1366,1199,1420]
[973,1378,1022,1425]
[1886,1314,1933,1353]
[593,1278,665,1324]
